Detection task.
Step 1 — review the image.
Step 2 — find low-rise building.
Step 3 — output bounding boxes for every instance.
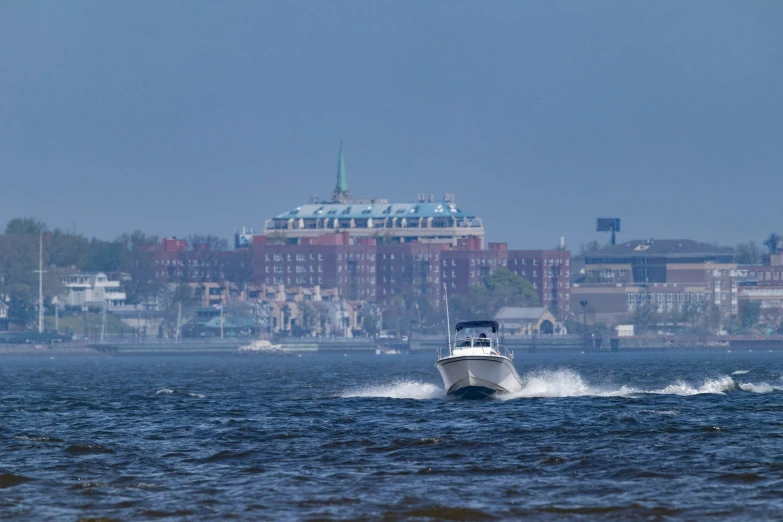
[494,307,559,335]
[571,239,737,324]
[61,272,126,309]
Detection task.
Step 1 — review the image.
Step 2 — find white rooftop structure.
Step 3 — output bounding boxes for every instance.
[263,147,484,246]
[61,272,126,309]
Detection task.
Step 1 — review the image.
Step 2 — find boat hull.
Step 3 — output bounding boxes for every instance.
[436,355,523,398]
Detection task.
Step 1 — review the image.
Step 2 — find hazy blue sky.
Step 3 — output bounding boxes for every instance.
[1,1,781,249]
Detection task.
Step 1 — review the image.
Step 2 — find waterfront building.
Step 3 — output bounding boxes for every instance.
[494,307,559,335]
[154,237,251,284]
[61,272,127,309]
[571,239,737,324]
[251,235,571,317]
[506,248,572,316]
[263,146,484,247]
[737,257,783,329]
[248,147,570,316]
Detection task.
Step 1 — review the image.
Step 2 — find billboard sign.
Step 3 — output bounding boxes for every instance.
[596,218,621,232]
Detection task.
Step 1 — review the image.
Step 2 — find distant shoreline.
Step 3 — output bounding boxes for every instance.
[2,341,782,356]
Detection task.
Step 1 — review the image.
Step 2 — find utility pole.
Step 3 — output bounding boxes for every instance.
[580,300,589,331]
[34,231,46,334]
[100,300,107,342]
[177,302,182,343]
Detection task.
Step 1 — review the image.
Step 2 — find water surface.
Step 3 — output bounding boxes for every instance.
[2,351,783,520]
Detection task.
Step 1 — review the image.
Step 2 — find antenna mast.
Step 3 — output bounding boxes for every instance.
[443,283,452,355]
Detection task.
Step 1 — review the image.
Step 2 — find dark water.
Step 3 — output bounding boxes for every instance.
[2,351,783,520]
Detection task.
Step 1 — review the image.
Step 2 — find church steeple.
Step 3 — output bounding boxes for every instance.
[333,142,350,203]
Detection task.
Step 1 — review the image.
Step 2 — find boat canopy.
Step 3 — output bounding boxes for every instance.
[455,320,499,333]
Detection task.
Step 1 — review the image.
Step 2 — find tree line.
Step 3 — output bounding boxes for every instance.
[0,217,237,327]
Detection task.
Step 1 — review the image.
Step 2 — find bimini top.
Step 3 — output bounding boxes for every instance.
[455,321,499,333]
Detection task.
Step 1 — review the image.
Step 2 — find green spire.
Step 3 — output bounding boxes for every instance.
[333,143,350,203]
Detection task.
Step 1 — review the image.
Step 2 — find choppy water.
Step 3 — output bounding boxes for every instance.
[2,351,783,520]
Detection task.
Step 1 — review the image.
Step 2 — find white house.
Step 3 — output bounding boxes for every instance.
[61,272,126,308]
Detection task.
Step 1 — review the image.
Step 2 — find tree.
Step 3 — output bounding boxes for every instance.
[0,232,64,327]
[186,234,228,252]
[741,301,761,330]
[763,234,782,255]
[115,231,161,304]
[579,240,602,256]
[363,313,379,338]
[451,268,539,321]
[735,241,763,265]
[5,217,47,235]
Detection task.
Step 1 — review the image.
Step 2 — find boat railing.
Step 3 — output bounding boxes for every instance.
[437,340,514,360]
[497,345,514,360]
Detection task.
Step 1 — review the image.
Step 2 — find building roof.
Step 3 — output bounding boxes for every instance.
[494,307,549,321]
[273,202,479,222]
[585,239,734,260]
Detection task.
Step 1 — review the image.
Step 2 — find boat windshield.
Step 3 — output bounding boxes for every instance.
[455,326,495,348]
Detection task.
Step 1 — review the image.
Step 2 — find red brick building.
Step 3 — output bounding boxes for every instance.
[154,237,251,284]
[249,232,570,317]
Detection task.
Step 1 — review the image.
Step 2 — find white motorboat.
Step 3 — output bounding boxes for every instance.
[436,320,523,399]
[238,339,286,353]
[375,347,402,355]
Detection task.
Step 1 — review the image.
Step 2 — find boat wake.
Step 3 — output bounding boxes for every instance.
[341,380,446,400]
[342,370,783,401]
[498,369,783,399]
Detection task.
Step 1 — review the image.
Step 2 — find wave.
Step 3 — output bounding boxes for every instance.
[341,380,446,400]
[500,369,636,399]
[501,371,765,399]
[154,388,205,398]
[343,371,782,401]
[651,375,736,396]
[732,370,750,375]
[0,472,31,489]
[739,382,777,393]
